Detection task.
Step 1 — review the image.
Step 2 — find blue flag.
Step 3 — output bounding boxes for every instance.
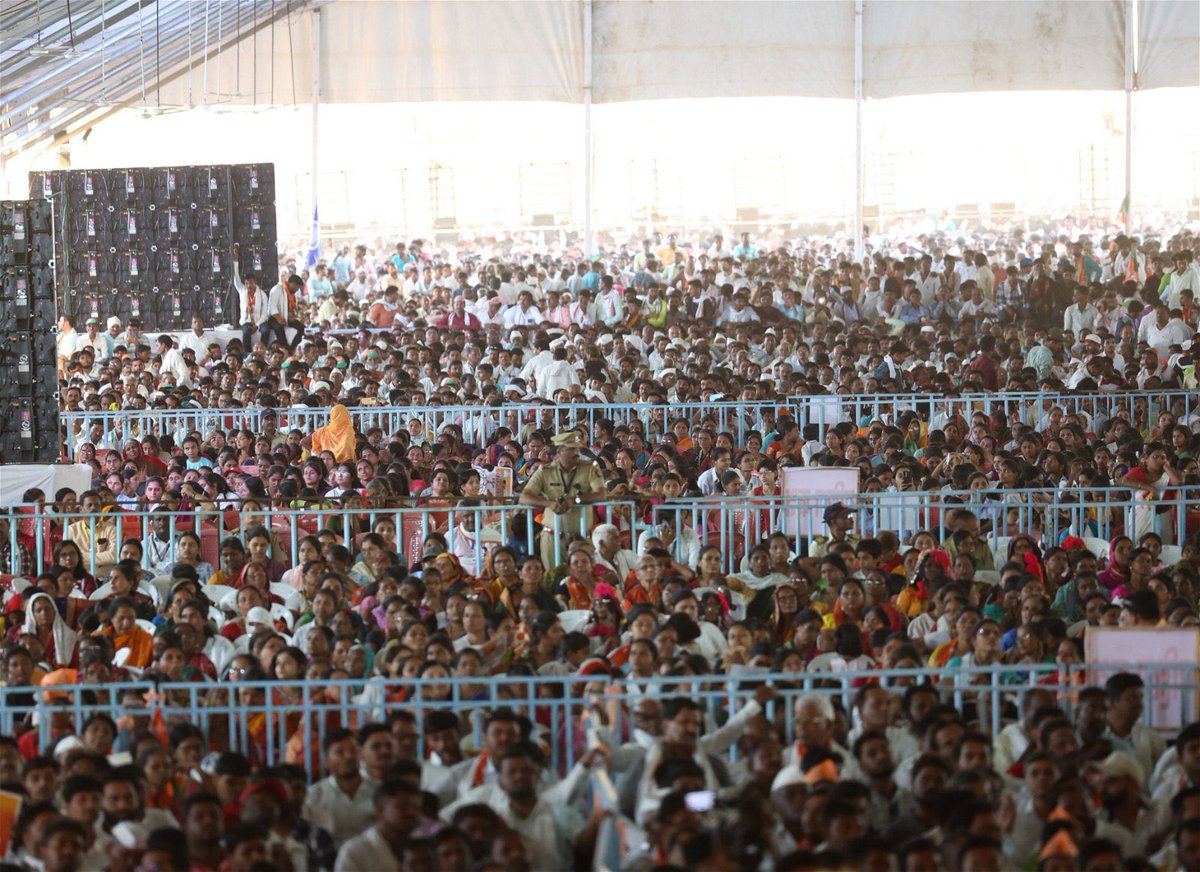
[305,205,320,268]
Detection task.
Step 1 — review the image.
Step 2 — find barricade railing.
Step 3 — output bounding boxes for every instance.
[3,499,643,579]
[642,484,1199,571]
[7,484,1197,577]
[60,388,1200,449]
[62,401,784,449]
[9,664,1194,781]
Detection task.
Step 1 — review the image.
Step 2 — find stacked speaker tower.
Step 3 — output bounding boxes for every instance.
[29,163,277,332]
[0,199,61,463]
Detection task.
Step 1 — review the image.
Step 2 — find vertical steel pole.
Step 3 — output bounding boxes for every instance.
[311,6,321,238]
[1123,0,1134,234]
[583,0,594,258]
[854,0,864,260]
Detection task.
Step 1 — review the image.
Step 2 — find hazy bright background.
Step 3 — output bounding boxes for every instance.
[2,88,1197,244]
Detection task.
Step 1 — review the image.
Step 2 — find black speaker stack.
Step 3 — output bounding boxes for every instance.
[0,199,61,463]
[29,163,278,333]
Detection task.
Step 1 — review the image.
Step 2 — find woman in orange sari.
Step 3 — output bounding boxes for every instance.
[558,547,599,610]
[94,598,154,668]
[305,405,357,462]
[477,546,521,607]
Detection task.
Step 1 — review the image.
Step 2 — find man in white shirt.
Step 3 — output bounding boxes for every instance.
[333,780,424,872]
[594,277,624,328]
[178,316,209,359]
[566,290,595,328]
[502,291,542,330]
[708,233,731,259]
[592,523,638,581]
[233,249,270,353]
[453,744,586,872]
[1063,287,1099,335]
[959,286,997,320]
[307,730,379,848]
[535,346,579,399]
[155,334,191,388]
[1146,303,1192,359]
[1161,252,1199,310]
[263,275,302,350]
[346,269,375,303]
[722,294,761,325]
[74,318,109,360]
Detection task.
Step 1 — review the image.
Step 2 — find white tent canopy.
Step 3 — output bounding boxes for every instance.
[3,0,1196,252]
[152,0,1197,108]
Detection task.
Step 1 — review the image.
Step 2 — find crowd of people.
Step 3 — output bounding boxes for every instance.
[6,219,1200,870]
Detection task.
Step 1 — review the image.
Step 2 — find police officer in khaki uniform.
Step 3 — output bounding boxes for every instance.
[809,502,861,560]
[519,430,606,566]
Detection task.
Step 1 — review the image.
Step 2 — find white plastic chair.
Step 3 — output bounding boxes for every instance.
[89,581,162,606]
[988,537,1012,568]
[205,635,236,674]
[1082,537,1111,561]
[558,610,590,633]
[136,619,157,635]
[149,574,175,604]
[205,584,237,611]
[6,578,31,604]
[217,589,241,613]
[270,583,306,614]
[270,603,295,631]
[1161,545,1183,566]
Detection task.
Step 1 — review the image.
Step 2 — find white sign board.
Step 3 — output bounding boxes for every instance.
[780,467,859,539]
[1085,627,1200,734]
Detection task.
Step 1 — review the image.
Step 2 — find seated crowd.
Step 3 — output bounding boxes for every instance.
[5,222,1200,871]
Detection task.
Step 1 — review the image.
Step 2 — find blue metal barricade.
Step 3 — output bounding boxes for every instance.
[6,663,1193,782]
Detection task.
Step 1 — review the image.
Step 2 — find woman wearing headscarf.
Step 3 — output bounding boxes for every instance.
[23,592,79,669]
[304,404,357,462]
[1098,535,1134,591]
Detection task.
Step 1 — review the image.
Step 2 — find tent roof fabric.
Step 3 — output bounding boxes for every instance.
[3,0,1197,160]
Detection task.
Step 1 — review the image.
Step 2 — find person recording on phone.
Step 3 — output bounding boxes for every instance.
[619,686,777,820]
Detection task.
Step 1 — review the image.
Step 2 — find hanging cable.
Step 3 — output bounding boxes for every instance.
[186,0,193,106]
[97,0,106,102]
[270,0,275,105]
[155,0,161,108]
[202,0,210,106]
[136,1,147,108]
[216,0,222,102]
[65,0,76,50]
[286,0,296,103]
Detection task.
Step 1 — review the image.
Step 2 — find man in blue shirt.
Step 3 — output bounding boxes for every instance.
[898,288,931,326]
[307,263,334,302]
[330,247,352,287]
[582,261,603,293]
[774,288,805,323]
[734,232,758,260]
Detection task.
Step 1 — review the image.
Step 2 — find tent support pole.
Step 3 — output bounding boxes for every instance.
[311,6,321,239]
[583,0,594,258]
[1123,0,1134,234]
[854,0,864,261]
